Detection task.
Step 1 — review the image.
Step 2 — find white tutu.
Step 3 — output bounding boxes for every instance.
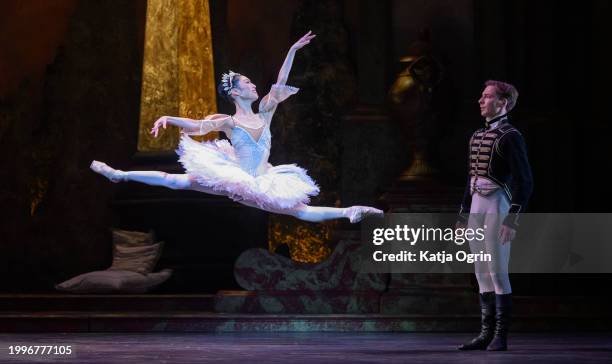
[176,135,320,210]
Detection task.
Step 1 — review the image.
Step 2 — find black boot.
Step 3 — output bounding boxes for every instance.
[458,291,496,350]
[487,293,512,351]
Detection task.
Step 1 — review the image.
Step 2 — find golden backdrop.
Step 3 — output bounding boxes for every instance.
[138,0,217,152]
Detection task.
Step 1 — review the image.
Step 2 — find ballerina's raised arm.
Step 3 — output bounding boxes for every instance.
[259,31,316,115]
[276,30,316,86]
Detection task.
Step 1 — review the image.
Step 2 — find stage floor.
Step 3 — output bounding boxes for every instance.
[0,332,610,363]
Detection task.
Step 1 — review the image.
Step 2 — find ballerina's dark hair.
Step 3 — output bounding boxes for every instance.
[217,72,241,104]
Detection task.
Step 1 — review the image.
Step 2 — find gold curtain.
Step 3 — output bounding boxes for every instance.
[138,0,217,152]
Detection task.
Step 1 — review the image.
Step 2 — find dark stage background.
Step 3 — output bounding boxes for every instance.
[1,0,611,294]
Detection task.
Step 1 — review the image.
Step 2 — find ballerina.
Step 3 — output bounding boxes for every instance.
[91,31,383,223]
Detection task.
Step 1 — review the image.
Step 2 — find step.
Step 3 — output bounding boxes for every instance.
[0,294,215,312]
[1,312,610,333]
[2,294,608,317]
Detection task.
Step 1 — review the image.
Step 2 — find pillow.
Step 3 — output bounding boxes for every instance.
[109,241,164,274]
[111,229,155,247]
[55,269,172,294]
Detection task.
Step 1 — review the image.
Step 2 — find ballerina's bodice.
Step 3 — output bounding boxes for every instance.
[181,84,299,178]
[228,118,272,177]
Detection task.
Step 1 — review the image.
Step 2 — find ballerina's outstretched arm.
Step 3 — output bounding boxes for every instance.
[275,30,316,86]
[91,113,233,189]
[150,114,232,137]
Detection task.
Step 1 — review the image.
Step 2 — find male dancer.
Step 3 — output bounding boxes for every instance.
[456,80,533,351]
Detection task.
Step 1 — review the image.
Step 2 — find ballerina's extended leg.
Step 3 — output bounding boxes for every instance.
[90,160,192,190]
[92,161,383,222]
[254,203,383,223]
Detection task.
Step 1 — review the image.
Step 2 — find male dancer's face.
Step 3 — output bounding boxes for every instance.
[478,85,505,120]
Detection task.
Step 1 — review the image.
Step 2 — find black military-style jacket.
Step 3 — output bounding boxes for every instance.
[458,114,534,229]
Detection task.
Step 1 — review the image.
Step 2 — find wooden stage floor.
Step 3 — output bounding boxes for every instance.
[0,332,610,363]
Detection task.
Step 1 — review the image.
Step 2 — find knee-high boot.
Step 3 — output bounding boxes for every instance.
[487,293,512,351]
[458,291,496,350]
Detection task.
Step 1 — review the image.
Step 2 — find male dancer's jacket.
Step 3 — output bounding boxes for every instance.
[458,113,534,228]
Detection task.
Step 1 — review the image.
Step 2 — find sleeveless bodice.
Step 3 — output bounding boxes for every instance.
[229,123,271,176]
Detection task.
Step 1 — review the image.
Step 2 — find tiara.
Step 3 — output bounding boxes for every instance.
[221,70,239,95]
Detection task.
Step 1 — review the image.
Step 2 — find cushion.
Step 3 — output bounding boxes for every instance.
[109,229,162,274]
[55,269,172,293]
[109,241,164,274]
[111,229,155,247]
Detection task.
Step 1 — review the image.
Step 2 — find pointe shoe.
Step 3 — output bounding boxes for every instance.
[90,160,125,183]
[344,206,384,223]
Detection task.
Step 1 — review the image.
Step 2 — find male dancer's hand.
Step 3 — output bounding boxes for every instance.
[499,225,516,244]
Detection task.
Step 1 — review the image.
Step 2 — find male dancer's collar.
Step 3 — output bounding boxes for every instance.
[485,113,509,129]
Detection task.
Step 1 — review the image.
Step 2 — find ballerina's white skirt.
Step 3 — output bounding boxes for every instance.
[176,135,320,211]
